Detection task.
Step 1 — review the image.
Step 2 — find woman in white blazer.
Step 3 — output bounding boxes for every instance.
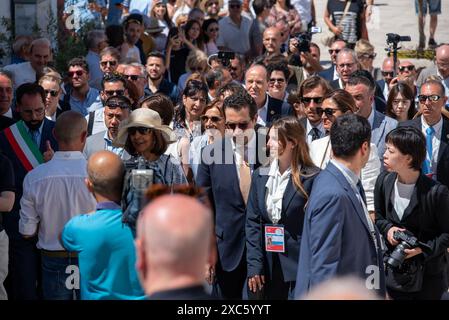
[309,89,381,214]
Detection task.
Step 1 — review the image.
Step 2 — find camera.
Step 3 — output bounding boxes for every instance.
[386,33,411,45]
[385,230,430,269]
[294,33,311,53]
[218,51,235,67]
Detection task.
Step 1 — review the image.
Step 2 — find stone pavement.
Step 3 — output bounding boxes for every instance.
[312,0,449,69]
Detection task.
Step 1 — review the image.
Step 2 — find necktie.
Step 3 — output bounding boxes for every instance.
[356,180,367,207]
[30,130,39,146]
[310,127,320,141]
[239,161,251,205]
[423,126,435,175]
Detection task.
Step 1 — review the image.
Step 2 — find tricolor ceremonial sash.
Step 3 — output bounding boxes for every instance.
[3,121,43,172]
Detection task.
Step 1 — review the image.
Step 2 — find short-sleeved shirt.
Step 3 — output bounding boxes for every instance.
[65,87,101,116]
[3,61,36,88]
[217,16,252,55]
[62,202,146,300]
[327,0,364,44]
[0,153,15,232]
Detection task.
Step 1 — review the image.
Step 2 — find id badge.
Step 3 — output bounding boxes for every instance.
[264,225,285,253]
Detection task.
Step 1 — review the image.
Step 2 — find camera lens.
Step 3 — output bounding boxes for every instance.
[387,243,408,269]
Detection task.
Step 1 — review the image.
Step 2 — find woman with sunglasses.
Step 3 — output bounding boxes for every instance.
[355,39,382,81]
[386,82,416,122]
[246,116,319,300]
[202,18,219,56]
[309,89,381,215]
[38,73,64,121]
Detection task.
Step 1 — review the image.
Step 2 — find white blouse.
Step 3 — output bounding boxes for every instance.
[265,160,292,224]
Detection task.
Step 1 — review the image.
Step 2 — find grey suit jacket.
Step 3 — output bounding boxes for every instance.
[83,130,130,160]
[371,110,397,160]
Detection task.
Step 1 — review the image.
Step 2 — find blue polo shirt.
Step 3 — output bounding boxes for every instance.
[62,201,146,300]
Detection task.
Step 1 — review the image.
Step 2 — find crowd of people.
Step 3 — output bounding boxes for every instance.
[0,0,449,301]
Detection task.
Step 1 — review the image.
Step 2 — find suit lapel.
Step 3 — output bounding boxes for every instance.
[258,173,270,220]
[437,118,449,164]
[384,173,401,223]
[266,96,281,124]
[281,178,297,215]
[372,111,384,146]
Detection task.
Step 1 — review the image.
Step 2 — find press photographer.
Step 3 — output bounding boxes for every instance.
[374,126,449,299]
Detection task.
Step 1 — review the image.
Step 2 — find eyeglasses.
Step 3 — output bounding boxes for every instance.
[418,94,441,103]
[358,53,377,59]
[100,60,118,67]
[45,89,58,97]
[392,99,411,106]
[322,108,338,117]
[399,65,415,72]
[68,70,84,77]
[269,78,285,84]
[328,49,341,55]
[124,74,144,81]
[301,97,324,105]
[128,127,151,135]
[201,115,222,123]
[338,63,355,69]
[104,89,125,96]
[226,122,250,130]
[381,71,394,77]
[229,4,241,9]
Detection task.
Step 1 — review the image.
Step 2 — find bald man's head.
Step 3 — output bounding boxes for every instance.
[54,111,87,146]
[436,44,449,79]
[87,151,125,201]
[263,27,281,54]
[137,194,212,281]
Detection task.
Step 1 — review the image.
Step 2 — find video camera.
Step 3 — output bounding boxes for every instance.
[386,33,411,45]
[385,230,431,269]
[217,51,235,67]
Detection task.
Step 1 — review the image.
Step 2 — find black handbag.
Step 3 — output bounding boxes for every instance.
[385,258,425,293]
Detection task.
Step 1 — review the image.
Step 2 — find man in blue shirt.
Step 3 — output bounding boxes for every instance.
[62,151,145,300]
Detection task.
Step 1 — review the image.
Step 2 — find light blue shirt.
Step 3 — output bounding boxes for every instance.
[62,202,146,300]
[103,131,129,159]
[68,88,101,116]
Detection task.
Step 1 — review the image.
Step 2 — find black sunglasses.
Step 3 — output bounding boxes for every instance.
[45,89,58,97]
[125,74,143,81]
[226,122,250,130]
[328,49,341,55]
[105,89,125,96]
[229,4,241,9]
[381,71,394,77]
[128,127,151,135]
[418,94,441,103]
[107,103,130,109]
[399,65,415,72]
[68,70,84,77]
[269,78,285,84]
[201,115,222,123]
[100,60,118,67]
[322,108,338,117]
[301,97,324,104]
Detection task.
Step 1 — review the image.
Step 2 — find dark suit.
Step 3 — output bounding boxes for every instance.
[264,95,292,127]
[375,171,449,299]
[399,117,449,189]
[330,79,341,90]
[246,165,319,299]
[0,118,58,300]
[147,285,212,300]
[318,65,336,83]
[196,135,265,299]
[295,162,386,298]
[0,115,15,131]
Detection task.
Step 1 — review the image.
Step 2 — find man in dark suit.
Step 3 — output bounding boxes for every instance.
[329,48,359,90]
[137,194,213,300]
[197,91,267,299]
[0,83,58,300]
[295,114,386,298]
[0,115,15,131]
[245,64,291,127]
[318,39,347,83]
[377,57,397,101]
[398,79,449,188]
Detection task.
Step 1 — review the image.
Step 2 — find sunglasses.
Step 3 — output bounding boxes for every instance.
[269,78,285,84]
[229,4,241,9]
[201,115,222,123]
[105,89,125,96]
[301,97,324,104]
[321,108,338,117]
[207,2,219,6]
[358,53,377,59]
[107,103,130,109]
[399,65,415,72]
[45,89,58,97]
[418,94,441,103]
[68,70,84,77]
[128,127,151,135]
[124,74,144,81]
[328,49,341,55]
[100,60,118,67]
[226,122,250,130]
[381,71,394,77]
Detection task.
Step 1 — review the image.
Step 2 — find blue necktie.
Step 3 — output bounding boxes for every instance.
[423,126,435,175]
[310,128,320,141]
[30,130,39,146]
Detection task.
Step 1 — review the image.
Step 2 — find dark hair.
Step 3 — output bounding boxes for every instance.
[421,78,446,96]
[125,128,168,157]
[205,68,224,89]
[202,18,218,43]
[68,57,89,73]
[330,114,371,159]
[101,73,127,90]
[298,75,331,98]
[140,93,175,125]
[346,71,375,92]
[310,42,320,55]
[16,82,45,106]
[147,51,166,64]
[105,95,132,109]
[216,81,246,99]
[223,90,257,119]
[324,89,357,113]
[385,126,426,171]
[184,19,204,51]
[175,80,208,128]
[105,25,125,48]
[123,13,144,29]
[386,82,416,120]
[266,62,290,81]
[253,0,269,15]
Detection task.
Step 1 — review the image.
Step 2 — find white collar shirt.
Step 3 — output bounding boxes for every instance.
[257,95,269,126]
[265,159,292,224]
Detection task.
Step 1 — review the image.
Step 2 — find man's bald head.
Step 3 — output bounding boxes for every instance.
[137,195,212,279]
[87,151,125,201]
[54,111,87,146]
[263,27,282,54]
[436,44,449,79]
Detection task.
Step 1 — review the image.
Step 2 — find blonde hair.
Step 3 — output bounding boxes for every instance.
[186,49,208,73]
[355,39,374,55]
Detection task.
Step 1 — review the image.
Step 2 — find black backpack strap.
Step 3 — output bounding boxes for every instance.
[87,111,95,137]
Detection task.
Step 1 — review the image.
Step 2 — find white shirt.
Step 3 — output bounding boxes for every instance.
[382,81,389,102]
[333,66,340,81]
[306,119,325,145]
[265,159,291,224]
[3,108,13,118]
[19,151,96,250]
[217,16,252,55]
[391,178,415,221]
[3,61,36,88]
[422,116,443,179]
[256,95,269,126]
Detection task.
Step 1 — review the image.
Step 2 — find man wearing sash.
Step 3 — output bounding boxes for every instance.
[0,83,58,300]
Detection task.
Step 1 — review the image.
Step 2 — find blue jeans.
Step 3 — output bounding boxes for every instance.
[41,255,80,300]
[415,0,441,15]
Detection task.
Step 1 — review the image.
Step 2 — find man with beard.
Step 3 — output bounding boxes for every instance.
[4,38,52,88]
[123,14,145,64]
[0,83,58,299]
[144,52,179,104]
[245,64,291,127]
[83,95,131,160]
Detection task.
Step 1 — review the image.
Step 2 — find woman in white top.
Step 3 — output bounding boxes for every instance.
[151,0,174,37]
[309,89,381,213]
[246,116,319,300]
